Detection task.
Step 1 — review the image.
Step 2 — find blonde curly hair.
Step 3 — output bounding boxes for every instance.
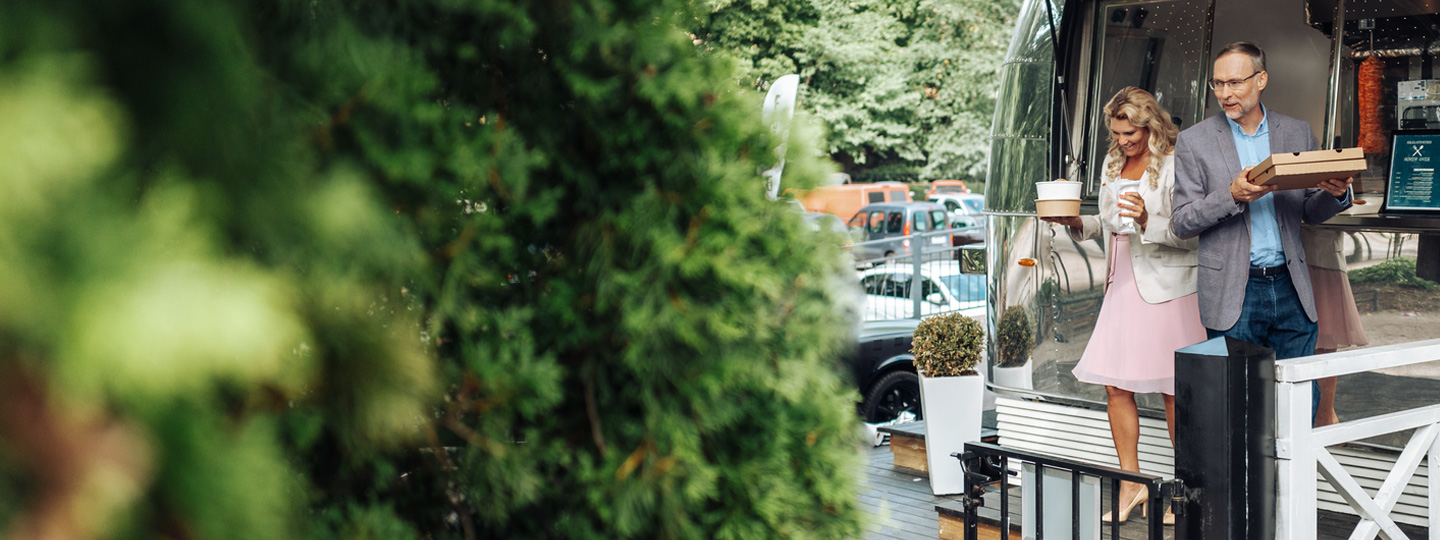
[1102,87,1178,188]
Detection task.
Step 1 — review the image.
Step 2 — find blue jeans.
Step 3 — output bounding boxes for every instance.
[1206,272,1321,422]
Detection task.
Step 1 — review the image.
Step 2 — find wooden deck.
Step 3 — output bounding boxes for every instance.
[856,424,1430,539]
[858,441,1173,540]
[858,441,952,540]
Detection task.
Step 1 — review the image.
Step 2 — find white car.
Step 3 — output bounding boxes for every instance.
[929,193,985,246]
[859,261,986,321]
[929,193,985,228]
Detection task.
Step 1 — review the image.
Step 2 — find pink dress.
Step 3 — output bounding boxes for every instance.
[1309,265,1369,350]
[1071,234,1208,395]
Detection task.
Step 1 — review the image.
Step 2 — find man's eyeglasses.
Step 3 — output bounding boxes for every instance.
[1207,71,1261,91]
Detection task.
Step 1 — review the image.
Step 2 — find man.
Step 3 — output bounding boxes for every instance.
[1170,42,1352,414]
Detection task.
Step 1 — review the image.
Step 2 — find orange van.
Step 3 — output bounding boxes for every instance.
[925,179,968,198]
[793,182,913,220]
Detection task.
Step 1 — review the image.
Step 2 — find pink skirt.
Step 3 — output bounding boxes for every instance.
[1309,265,1369,350]
[1072,234,1207,395]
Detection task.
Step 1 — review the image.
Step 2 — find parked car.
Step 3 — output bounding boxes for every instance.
[925,179,969,199]
[802,211,848,236]
[847,319,923,422]
[930,193,984,226]
[844,202,950,261]
[792,182,912,222]
[931,193,986,246]
[859,261,986,320]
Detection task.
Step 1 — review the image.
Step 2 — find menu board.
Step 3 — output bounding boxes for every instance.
[1387,131,1440,212]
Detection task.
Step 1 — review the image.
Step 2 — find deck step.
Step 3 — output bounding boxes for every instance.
[877,411,1000,477]
[935,498,1012,540]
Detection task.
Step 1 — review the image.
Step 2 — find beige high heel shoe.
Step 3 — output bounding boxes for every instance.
[1101,486,1148,523]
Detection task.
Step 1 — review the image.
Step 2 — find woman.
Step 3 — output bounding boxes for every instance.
[1042,87,1204,525]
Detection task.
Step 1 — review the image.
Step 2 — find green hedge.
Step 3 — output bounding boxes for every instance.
[1349,258,1440,290]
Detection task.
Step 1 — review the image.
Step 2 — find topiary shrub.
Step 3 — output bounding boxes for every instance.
[911,313,984,377]
[996,306,1035,368]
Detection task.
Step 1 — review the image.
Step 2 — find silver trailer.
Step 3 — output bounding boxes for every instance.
[981,0,1440,531]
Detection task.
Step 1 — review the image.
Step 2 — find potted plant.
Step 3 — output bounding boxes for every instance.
[994,306,1035,390]
[911,312,985,495]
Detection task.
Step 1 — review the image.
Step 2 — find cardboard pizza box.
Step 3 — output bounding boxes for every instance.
[1248,147,1364,190]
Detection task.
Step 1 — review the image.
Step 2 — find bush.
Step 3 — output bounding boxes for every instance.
[0,0,867,538]
[909,183,929,202]
[1349,258,1440,290]
[850,162,921,185]
[996,306,1035,368]
[912,313,985,377]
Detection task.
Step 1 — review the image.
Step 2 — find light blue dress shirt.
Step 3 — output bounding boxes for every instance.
[1226,105,1286,268]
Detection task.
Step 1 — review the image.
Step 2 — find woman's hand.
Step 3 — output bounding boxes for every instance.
[1118,192,1148,229]
[1039,216,1083,230]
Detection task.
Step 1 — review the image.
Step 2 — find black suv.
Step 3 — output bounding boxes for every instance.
[848,319,922,422]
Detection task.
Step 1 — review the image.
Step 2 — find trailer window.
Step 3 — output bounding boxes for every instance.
[1084,1,1210,195]
[1322,2,1440,202]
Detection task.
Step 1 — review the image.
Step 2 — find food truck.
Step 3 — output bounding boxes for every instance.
[977,0,1440,533]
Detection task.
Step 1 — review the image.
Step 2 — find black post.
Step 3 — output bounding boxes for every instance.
[1416,234,1440,283]
[963,452,978,540]
[1173,336,1276,540]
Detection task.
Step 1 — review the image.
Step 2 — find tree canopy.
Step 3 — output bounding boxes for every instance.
[693,0,1022,184]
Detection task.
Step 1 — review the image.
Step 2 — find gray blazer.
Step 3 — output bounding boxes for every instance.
[1170,111,1351,331]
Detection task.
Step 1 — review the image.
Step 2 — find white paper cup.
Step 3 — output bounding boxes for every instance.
[1109,179,1141,233]
[1036,180,1083,200]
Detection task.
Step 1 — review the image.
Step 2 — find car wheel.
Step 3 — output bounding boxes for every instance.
[883,250,895,258]
[861,370,922,423]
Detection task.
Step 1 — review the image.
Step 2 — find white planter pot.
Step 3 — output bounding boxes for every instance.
[992,359,1033,390]
[918,372,984,495]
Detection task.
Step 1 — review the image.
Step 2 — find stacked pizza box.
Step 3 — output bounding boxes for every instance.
[1249,148,1365,190]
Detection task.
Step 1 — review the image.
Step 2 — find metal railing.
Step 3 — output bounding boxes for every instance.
[959,441,1178,539]
[844,229,987,322]
[1274,338,1440,538]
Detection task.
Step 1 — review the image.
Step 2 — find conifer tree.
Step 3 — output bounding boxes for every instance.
[0,0,865,538]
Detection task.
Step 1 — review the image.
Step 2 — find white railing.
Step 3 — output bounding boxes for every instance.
[1275,338,1440,539]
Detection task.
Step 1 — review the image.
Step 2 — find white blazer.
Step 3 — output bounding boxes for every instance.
[1067,152,1199,304]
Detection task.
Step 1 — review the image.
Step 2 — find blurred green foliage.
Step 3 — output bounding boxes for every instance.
[0,0,866,538]
[1349,258,1440,290]
[692,0,1022,183]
